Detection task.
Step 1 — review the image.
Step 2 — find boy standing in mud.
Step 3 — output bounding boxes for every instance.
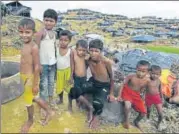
[19,18,54,133]
[117,60,150,132]
[86,39,116,129]
[35,9,57,107]
[68,39,93,122]
[145,65,163,129]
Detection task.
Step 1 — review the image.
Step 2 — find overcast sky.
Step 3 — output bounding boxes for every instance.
[3,1,179,20]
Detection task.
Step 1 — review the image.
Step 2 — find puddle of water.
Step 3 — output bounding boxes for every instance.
[2,92,141,133]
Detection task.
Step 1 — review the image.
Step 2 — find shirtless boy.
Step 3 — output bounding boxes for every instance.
[18,18,54,133]
[87,39,116,129]
[117,60,150,132]
[145,65,163,129]
[68,39,93,122]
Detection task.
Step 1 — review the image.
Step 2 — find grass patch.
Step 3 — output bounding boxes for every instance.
[139,45,179,54]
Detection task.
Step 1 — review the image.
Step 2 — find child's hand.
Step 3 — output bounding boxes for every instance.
[108,94,116,102]
[117,96,123,102]
[68,78,74,85]
[32,85,39,96]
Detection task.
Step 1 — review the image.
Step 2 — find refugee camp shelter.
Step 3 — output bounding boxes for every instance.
[154,31,167,37]
[70,30,79,36]
[98,21,114,26]
[132,35,156,43]
[112,31,125,37]
[1,2,10,17]
[167,31,179,38]
[53,27,66,39]
[57,15,64,22]
[84,33,104,45]
[54,25,78,39]
[154,31,168,39]
[5,1,31,17]
[103,27,117,33]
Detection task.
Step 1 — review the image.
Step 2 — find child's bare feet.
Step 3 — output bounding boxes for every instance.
[134,121,143,132]
[49,100,56,108]
[123,122,130,129]
[68,105,73,113]
[56,99,63,105]
[40,110,55,126]
[20,120,33,133]
[89,116,100,129]
[87,107,93,123]
[40,108,46,120]
[156,122,161,130]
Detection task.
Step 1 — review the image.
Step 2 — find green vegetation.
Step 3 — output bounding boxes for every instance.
[139,45,179,54]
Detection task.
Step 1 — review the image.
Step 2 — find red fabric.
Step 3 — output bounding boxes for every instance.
[145,94,162,108]
[121,84,146,114]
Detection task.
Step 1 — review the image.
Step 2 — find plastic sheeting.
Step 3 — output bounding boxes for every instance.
[113,49,179,75]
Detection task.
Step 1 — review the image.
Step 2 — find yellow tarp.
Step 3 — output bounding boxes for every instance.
[160,69,176,98]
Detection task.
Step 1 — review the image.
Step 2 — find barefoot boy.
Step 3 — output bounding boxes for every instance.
[68,39,93,122]
[145,65,163,129]
[86,39,116,129]
[117,60,150,131]
[35,9,58,106]
[19,18,54,133]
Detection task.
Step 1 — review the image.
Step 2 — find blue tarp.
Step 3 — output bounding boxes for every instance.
[155,31,166,36]
[113,49,179,75]
[132,35,156,42]
[167,31,178,37]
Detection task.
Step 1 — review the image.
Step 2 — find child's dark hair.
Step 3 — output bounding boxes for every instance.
[113,57,119,64]
[136,60,150,69]
[89,39,103,51]
[76,39,88,49]
[59,30,72,41]
[43,9,58,22]
[18,18,35,31]
[150,65,161,73]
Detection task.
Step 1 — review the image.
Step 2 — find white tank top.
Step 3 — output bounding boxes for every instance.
[39,30,56,65]
[57,48,71,70]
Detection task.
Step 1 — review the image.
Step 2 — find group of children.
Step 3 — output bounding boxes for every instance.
[18,8,165,133]
[19,8,115,133]
[117,61,163,132]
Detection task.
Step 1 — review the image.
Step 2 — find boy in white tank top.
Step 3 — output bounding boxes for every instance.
[35,9,57,111]
[56,30,74,105]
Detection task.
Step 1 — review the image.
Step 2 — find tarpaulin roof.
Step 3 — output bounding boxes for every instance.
[132,35,156,42]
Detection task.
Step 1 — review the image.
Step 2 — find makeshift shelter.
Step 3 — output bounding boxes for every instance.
[103,27,117,33]
[5,1,31,17]
[53,27,65,39]
[131,35,156,43]
[113,49,179,75]
[167,31,178,38]
[112,31,125,37]
[98,21,113,26]
[84,33,104,45]
[154,31,168,39]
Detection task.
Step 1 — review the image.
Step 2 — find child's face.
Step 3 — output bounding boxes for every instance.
[59,36,70,48]
[136,65,149,78]
[89,48,101,61]
[18,25,34,43]
[150,69,161,80]
[76,46,87,57]
[43,17,56,30]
